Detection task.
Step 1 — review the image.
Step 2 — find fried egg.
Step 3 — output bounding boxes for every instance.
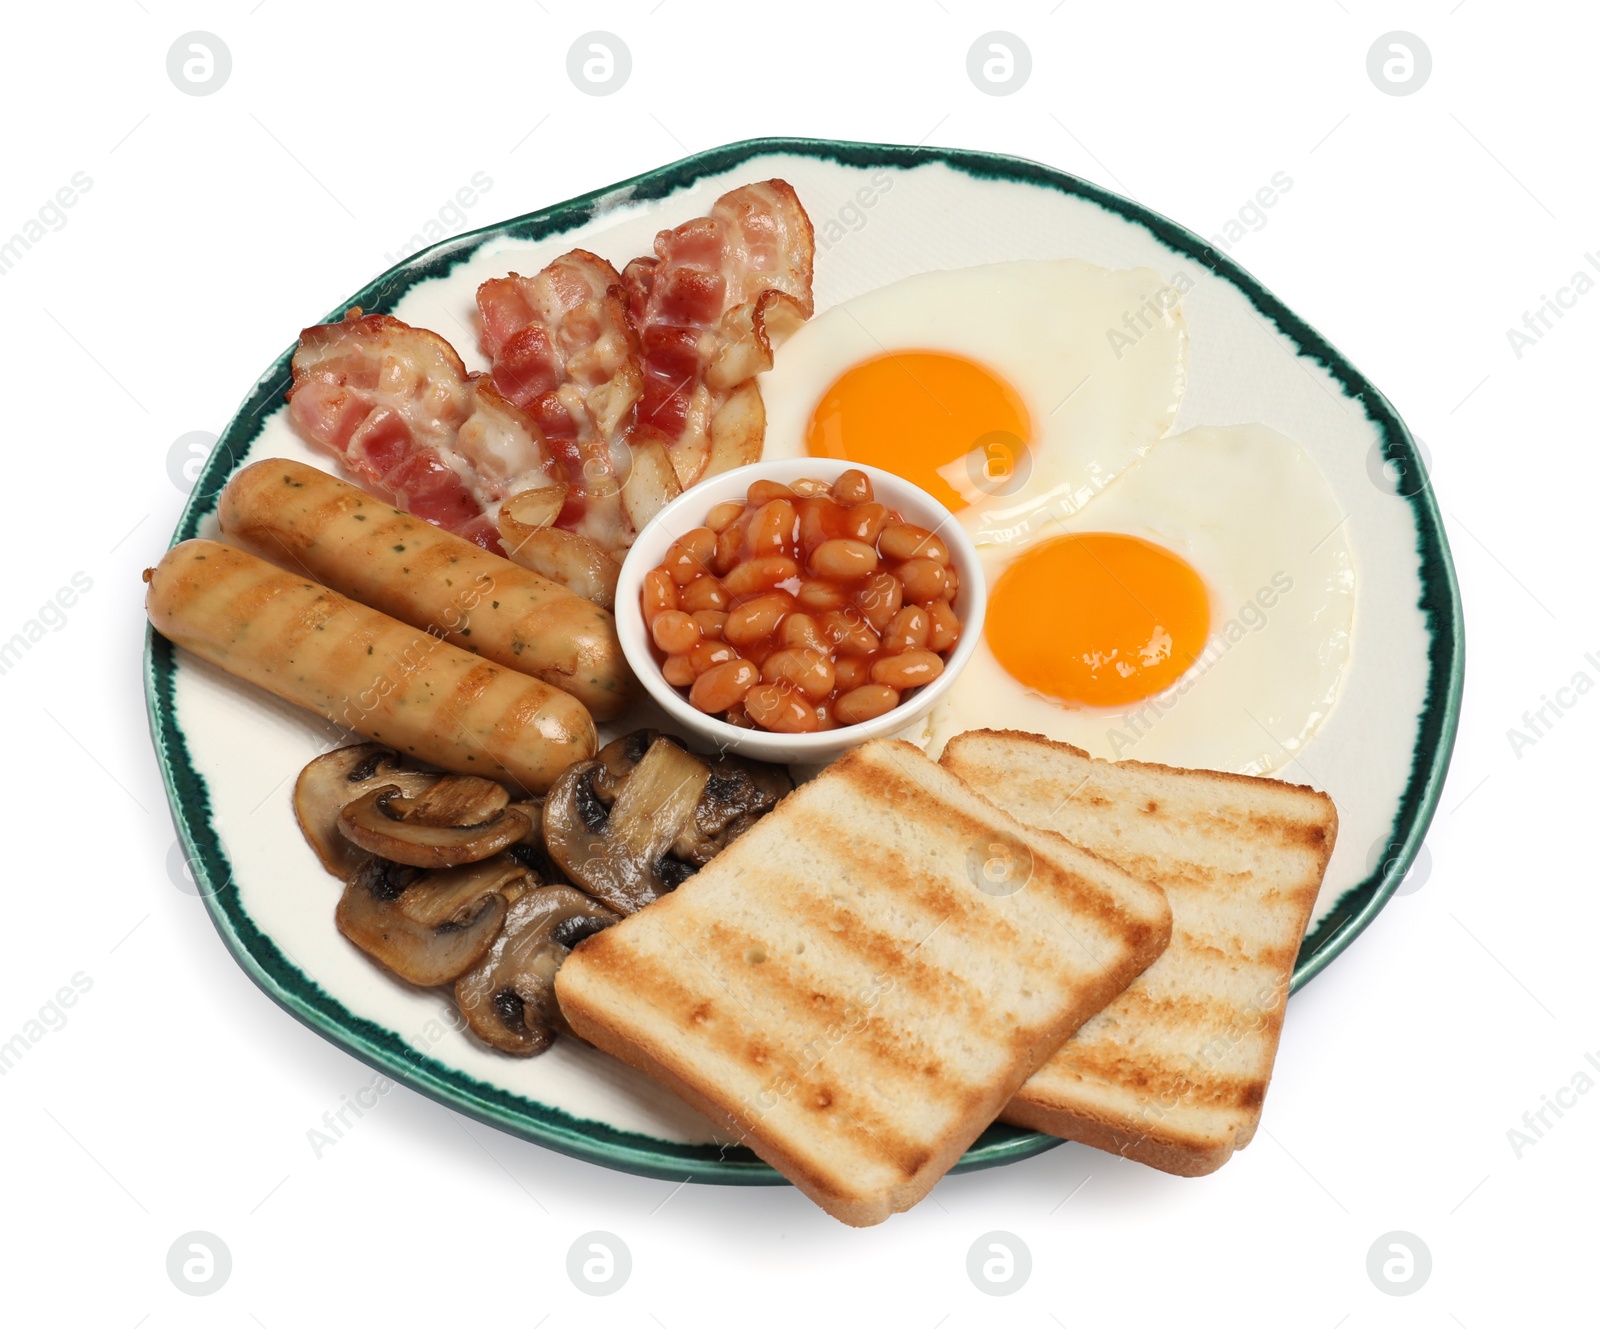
[759,258,1188,542]
[757,262,1353,776]
[928,423,1355,774]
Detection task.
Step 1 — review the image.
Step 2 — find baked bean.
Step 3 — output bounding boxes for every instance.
[724,592,795,647]
[743,683,820,733]
[682,525,718,561]
[878,523,949,565]
[927,598,962,651]
[832,656,871,692]
[809,539,878,582]
[882,605,930,655]
[664,528,717,584]
[651,610,701,655]
[714,525,744,575]
[705,500,745,533]
[830,468,874,505]
[747,479,795,505]
[856,572,902,631]
[647,476,967,735]
[762,647,835,701]
[745,499,796,558]
[897,558,947,605]
[870,649,944,690]
[821,610,880,656]
[679,574,730,613]
[690,639,739,676]
[796,578,849,611]
[689,658,759,713]
[690,609,728,640]
[721,555,799,599]
[779,612,826,652]
[843,501,889,545]
[741,682,785,727]
[642,568,677,624]
[798,497,845,558]
[832,683,901,726]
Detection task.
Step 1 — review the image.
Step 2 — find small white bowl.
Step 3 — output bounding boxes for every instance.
[615,459,988,765]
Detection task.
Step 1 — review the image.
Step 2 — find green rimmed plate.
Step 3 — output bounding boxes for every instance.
[145,137,1463,1184]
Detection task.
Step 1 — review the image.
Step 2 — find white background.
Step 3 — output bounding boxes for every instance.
[1,2,1592,1323]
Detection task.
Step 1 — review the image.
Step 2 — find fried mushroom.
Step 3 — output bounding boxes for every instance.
[505,799,568,883]
[294,744,437,880]
[334,854,527,985]
[455,885,619,1055]
[672,754,792,866]
[338,775,531,869]
[543,730,792,913]
[542,737,711,915]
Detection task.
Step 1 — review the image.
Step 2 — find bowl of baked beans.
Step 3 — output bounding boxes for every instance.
[615,459,987,764]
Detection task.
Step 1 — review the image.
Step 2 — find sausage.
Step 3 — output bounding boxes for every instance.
[217,458,634,721]
[146,539,596,794]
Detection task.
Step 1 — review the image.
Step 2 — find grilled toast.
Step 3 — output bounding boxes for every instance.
[555,738,1172,1225]
[940,729,1337,1177]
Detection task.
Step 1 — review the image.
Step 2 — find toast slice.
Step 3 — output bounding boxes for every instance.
[555,738,1172,1225]
[940,729,1336,1177]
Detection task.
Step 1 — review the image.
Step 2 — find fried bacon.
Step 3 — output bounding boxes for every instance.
[286,180,814,578]
[625,180,815,486]
[477,251,641,554]
[287,311,562,551]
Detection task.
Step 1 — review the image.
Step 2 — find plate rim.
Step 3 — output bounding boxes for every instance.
[145,134,1464,1186]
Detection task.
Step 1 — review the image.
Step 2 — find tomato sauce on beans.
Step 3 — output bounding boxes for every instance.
[643,470,962,734]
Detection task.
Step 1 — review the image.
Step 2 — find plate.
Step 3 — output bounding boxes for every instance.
[145,138,1463,1184]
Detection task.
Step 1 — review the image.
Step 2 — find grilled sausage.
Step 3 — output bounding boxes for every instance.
[146,539,596,794]
[217,458,633,720]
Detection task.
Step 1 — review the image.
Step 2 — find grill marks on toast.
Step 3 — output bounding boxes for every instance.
[692,924,989,1115]
[940,728,1336,1177]
[555,738,1172,1225]
[1050,1042,1267,1113]
[854,753,1150,947]
[569,948,940,1176]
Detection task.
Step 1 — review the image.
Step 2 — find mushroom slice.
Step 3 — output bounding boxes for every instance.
[455,885,620,1055]
[334,856,516,986]
[338,776,531,869]
[293,744,437,880]
[591,728,689,798]
[580,727,792,873]
[505,799,568,884]
[542,737,711,914]
[673,754,793,866]
[398,855,531,922]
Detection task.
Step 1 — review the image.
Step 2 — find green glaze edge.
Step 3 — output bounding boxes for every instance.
[145,137,1463,1186]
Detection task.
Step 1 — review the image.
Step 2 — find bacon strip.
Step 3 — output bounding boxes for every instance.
[287,180,814,564]
[287,310,561,551]
[625,180,815,486]
[477,251,641,554]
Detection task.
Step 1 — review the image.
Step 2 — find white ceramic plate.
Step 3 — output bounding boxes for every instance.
[146,139,1462,1183]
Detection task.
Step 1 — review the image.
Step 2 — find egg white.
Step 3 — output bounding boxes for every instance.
[924,423,1356,776]
[757,258,1188,543]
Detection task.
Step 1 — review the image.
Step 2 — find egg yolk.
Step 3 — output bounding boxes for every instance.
[805,352,1031,512]
[987,532,1211,708]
